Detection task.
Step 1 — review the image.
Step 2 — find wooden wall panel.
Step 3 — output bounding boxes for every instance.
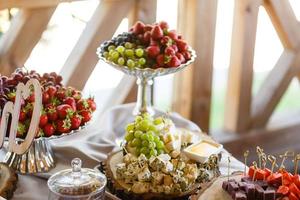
[0,7,56,75]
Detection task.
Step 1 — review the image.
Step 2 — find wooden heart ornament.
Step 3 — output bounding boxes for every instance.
[0,79,42,155]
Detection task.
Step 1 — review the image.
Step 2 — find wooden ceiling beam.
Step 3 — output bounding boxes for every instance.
[224,0,262,133]
[251,51,300,128]
[0,0,84,10]
[0,6,56,75]
[60,0,135,90]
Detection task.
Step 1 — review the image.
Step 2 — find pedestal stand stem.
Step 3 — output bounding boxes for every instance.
[133,77,155,116]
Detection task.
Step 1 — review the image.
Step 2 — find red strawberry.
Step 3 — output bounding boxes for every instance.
[56,89,66,101]
[42,92,50,104]
[56,119,71,134]
[43,123,55,137]
[167,56,181,68]
[165,46,176,56]
[176,39,188,52]
[167,30,178,40]
[24,103,33,117]
[151,25,163,40]
[71,115,82,130]
[46,86,57,98]
[176,52,185,63]
[57,104,74,119]
[76,99,89,111]
[28,93,35,103]
[146,46,160,58]
[87,98,96,111]
[39,113,48,127]
[132,21,145,35]
[143,25,153,32]
[19,110,27,122]
[156,54,165,67]
[143,31,151,44]
[182,51,191,60]
[171,44,178,52]
[158,21,169,30]
[160,36,172,46]
[64,97,77,111]
[46,104,58,121]
[80,110,92,124]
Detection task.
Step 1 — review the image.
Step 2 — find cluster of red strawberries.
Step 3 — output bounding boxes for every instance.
[130,21,192,68]
[0,68,96,138]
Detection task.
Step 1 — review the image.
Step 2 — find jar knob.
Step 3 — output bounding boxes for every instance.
[71,158,82,173]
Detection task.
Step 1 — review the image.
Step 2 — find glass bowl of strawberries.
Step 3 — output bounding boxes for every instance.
[97,21,196,116]
[0,68,96,174]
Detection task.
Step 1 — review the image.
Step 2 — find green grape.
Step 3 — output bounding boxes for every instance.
[107,56,113,62]
[138,58,146,66]
[135,115,143,123]
[140,147,148,155]
[109,49,115,56]
[153,135,160,143]
[148,141,156,148]
[128,141,134,147]
[142,140,149,147]
[148,124,157,132]
[132,138,142,147]
[108,45,116,51]
[103,51,109,58]
[154,117,164,125]
[140,134,149,141]
[116,45,125,53]
[156,141,164,149]
[126,59,135,68]
[138,120,150,132]
[135,48,144,57]
[125,49,134,57]
[125,42,133,49]
[117,57,125,66]
[111,51,119,60]
[147,133,154,141]
[126,123,135,132]
[125,132,134,141]
[134,130,143,138]
[157,149,164,155]
[135,147,141,155]
[150,149,157,156]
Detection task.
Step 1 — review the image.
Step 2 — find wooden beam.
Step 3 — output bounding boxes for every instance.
[172,0,195,119]
[60,0,135,90]
[0,0,84,10]
[251,51,300,128]
[264,0,300,50]
[0,7,56,75]
[190,0,218,133]
[224,0,261,133]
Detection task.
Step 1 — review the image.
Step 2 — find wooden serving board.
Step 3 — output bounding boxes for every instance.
[98,150,222,200]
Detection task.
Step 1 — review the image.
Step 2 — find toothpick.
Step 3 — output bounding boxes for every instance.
[268,155,278,174]
[294,154,300,175]
[243,150,249,176]
[256,146,264,168]
[227,155,231,182]
[262,154,267,180]
[252,161,258,181]
[279,151,294,169]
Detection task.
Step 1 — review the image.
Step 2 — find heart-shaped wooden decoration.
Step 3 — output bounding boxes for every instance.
[0,79,42,155]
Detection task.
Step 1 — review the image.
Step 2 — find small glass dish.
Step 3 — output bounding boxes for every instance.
[183,139,223,163]
[47,158,107,200]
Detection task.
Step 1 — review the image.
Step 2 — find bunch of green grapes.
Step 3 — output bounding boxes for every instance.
[124,113,165,158]
[103,42,147,69]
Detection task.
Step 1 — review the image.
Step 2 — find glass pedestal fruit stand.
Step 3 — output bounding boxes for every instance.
[97,43,196,116]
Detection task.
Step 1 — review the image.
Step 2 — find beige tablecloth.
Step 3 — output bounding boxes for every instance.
[0,104,244,200]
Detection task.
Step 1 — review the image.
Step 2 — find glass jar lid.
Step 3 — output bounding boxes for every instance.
[48,158,107,196]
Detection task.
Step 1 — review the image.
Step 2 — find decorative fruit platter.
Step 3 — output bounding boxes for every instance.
[0,68,96,173]
[97,21,196,116]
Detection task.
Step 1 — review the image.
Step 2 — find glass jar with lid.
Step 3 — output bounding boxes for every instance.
[48,158,106,200]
